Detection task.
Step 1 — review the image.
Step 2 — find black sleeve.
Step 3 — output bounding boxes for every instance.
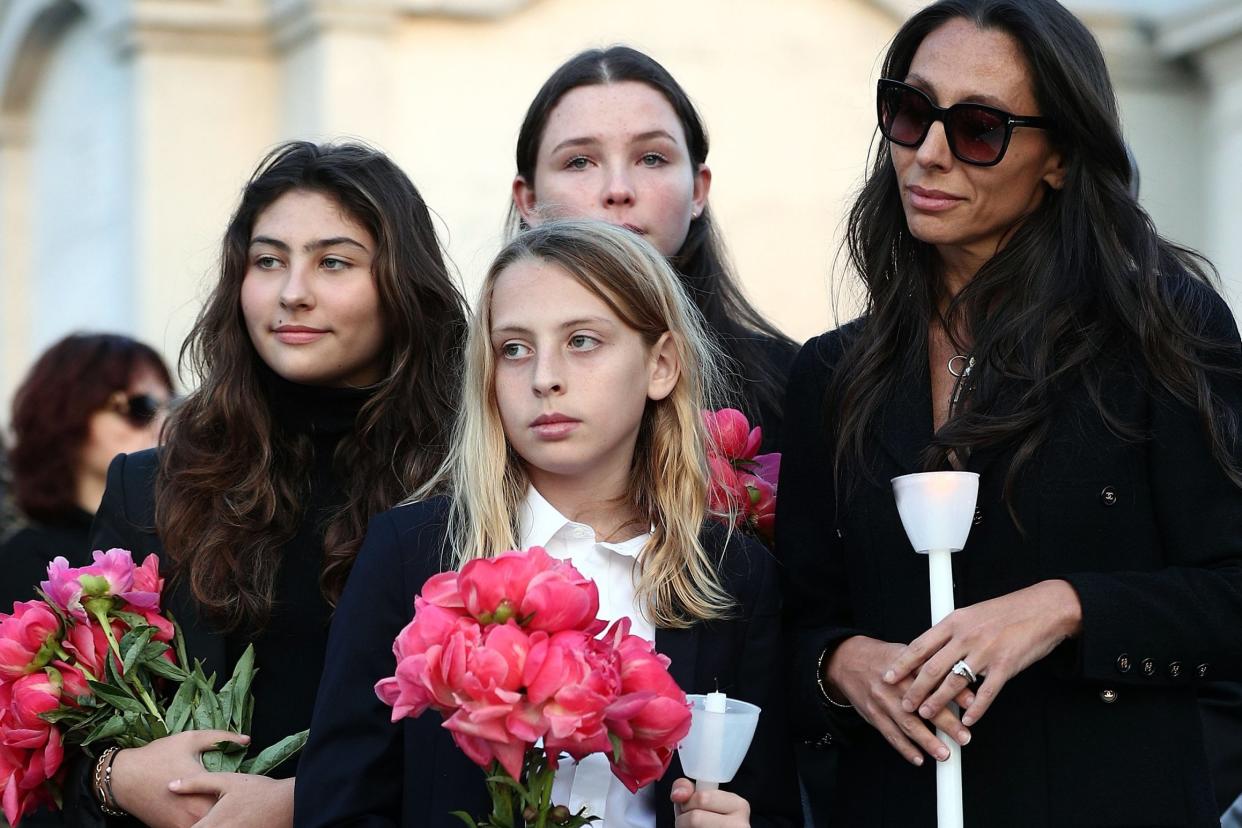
[776,333,868,743]
[89,453,149,554]
[725,536,803,828]
[1064,289,1242,684]
[294,510,411,827]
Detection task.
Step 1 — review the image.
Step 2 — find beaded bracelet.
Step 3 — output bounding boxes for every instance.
[817,644,854,709]
[93,746,129,818]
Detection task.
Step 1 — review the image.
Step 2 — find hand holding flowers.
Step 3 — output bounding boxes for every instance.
[376,546,693,828]
[0,549,307,826]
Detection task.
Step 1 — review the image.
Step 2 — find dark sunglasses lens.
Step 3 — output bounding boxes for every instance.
[125,395,160,425]
[949,106,1007,164]
[880,86,931,146]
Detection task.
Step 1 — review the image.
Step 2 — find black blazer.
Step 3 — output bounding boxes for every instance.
[779,286,1242,827]
[294,498,801,828]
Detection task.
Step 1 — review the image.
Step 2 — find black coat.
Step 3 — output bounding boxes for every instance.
[779,288,1242,827]
[0,508,93,611]
[294,498,802,828]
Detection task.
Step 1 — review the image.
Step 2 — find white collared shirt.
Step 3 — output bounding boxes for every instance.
[518,486,657,828]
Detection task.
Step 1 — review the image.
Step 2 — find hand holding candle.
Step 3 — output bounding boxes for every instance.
[891,471,979,828]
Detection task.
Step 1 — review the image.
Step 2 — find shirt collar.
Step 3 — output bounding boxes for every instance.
[518,486,649,559]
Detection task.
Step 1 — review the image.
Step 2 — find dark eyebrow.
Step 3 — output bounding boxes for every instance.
[905,73,1016,111]
[249,236,369,253]
[547,129,678,156]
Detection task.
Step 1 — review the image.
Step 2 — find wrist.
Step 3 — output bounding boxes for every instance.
[820,636,859,708]
[106,747,136,815]
[93,746,130,818]
[1044,579,1083,639]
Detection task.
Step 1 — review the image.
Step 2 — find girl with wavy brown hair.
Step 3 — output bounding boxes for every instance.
[66,141,468,828]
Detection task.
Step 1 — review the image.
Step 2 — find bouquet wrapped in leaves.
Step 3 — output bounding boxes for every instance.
[0,549,307,825]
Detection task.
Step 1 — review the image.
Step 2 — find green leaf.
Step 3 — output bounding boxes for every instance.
[80,714,129,746]
[145,654,188,682]
[165,675,197,734]
[87,682,146,716]
[450,812,480,828]
[483,773,531,800]
[608,732,623,765]
[120,627,155,674]
[169,610,190,671]
[238,729,308,776]
[223,645,256,730]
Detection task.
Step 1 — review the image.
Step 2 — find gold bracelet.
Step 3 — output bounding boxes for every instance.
[93,746,129,818]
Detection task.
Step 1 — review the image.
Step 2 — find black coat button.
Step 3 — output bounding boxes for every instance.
[1100,689,1118,703]
[1141,658,1154,676]
[1100,486,1118,506]
[1168,661,1182,678]
[1116,654,1131,673]
[1198,663,1210,678]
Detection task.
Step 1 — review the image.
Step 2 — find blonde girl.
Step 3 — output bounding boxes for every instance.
[295,221,800,828]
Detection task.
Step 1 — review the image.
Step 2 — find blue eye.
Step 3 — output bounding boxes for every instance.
[568,334,600,351]
[254,255,282,269]
[501,342,532,359]
[565,156,591,171]
[639,152,667,167]
[322,257,349,271]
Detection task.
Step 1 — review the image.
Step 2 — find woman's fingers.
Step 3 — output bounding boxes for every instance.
[901,645,965,714]
[961,671,1007,727]
[884,624,951,685]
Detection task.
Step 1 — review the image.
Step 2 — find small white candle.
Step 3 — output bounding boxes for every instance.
[697,691,727,791]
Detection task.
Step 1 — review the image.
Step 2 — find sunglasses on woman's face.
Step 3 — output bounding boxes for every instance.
[877,79,1053,167]
[106,392,170,428]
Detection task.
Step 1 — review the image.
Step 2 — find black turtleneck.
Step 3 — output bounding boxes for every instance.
[230,371,373,762]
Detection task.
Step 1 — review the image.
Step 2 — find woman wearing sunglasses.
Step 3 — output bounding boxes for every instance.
[1,334,173,611]
[55,142,468,828]
[781,0,1242,825]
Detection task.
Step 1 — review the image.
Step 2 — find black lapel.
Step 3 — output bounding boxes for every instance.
[166,580,227,681]
[876,357,935,474]
[654,626,698,828]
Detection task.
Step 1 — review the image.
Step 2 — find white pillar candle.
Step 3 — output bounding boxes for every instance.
[928,548,963,828]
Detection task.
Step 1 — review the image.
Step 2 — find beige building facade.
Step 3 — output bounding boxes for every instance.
[0,0,1239,413]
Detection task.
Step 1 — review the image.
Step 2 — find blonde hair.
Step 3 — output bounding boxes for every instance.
[413,219,734,627]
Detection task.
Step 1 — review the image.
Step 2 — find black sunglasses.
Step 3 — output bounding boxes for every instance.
[106,392,170,428]
[877,79,1053,167]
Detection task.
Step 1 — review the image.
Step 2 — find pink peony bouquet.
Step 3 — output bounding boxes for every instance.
[376,546,692,828]
[703,408,780,542]
[0,549,307,826]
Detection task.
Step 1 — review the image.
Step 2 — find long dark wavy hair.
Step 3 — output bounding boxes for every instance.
[157,141,468,631]
[510,46,797,421]
[834,0,1240,500]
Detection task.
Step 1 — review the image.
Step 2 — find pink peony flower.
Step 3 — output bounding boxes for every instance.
[707,455,745,520]
[0,602,61,679]
[532,631,621,761]
[62,617,124,679]
[741,474,777,540]
[41,549,138,621]
[457,547,603,634]
[703,408,761,462]
[119,553,164,610]
[604,621,692,793]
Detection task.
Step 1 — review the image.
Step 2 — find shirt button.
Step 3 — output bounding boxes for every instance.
[1140,658,1154,676]
[1099,486,1118,507]
[1100,689,1118,703]
[1168,662,1182,678]
[572,527,591,539]
[1198,663,1210,678]
[1115,654,1131,673]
